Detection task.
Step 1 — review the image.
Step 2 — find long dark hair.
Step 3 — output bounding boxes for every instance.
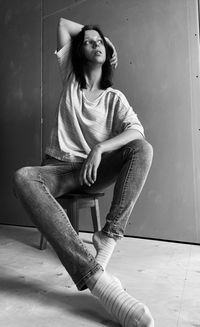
[71,25,113,89]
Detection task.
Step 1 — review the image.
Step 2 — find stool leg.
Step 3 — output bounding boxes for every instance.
[91,199,101,232]
[40,234,47,250]
[67,199,79,234]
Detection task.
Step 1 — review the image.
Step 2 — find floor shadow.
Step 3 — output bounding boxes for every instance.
[0,271,120,327]
[0,226,94,250]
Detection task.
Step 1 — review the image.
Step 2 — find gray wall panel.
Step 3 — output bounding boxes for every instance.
[0,0,42,225]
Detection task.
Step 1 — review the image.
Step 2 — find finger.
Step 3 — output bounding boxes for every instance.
[92,165,97,183]
[110,54,116,62]
[83,165,92,187]
[83,166,89,186]
[110,57,118,68]
[86,165,94,185]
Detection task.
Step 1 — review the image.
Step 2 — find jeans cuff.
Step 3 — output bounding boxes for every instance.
[76,263,104,291]
[102,223,124,240]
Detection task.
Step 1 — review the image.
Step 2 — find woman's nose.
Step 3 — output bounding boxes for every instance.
[92,41,99,48]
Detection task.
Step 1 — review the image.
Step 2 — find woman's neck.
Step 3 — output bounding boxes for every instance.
[84,64,102,90]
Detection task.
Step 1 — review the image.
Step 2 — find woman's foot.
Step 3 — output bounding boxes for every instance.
[92,231,116,269]
[87,272,154,327]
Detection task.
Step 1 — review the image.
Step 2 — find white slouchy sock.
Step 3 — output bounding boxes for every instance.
[93,231,116,269]
[90,272,154,327]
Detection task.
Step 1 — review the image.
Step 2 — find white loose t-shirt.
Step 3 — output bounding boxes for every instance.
[45,41,144,161]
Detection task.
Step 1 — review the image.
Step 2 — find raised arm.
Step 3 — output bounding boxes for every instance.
[57,18,83,51]
[57,18,118,68]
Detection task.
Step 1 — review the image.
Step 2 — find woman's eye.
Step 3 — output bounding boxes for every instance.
[83,39,103,46]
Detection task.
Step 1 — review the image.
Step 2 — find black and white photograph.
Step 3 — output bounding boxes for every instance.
[0,0,200,326]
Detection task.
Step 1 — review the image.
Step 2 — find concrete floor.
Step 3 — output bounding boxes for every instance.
[0,225,200,327]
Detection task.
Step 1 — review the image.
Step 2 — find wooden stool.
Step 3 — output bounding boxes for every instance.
[39,192,104,250]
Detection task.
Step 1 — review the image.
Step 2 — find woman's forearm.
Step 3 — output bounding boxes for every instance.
[59,18,83,37]
[57,18,83,50]
[96,129,144,154]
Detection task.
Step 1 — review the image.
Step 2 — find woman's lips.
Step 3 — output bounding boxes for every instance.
[94,50,102,55]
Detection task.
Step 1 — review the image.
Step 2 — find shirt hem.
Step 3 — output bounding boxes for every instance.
[45,148,86,163]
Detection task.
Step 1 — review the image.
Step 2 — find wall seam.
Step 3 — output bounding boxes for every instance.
[186,0,200,244]
[43,0,88,19]
[40,0,43,163]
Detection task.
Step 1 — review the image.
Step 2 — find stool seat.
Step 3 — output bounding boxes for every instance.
[39,192,104,250]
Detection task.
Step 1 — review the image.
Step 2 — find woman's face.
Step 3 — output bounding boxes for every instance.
[82,30,106,65]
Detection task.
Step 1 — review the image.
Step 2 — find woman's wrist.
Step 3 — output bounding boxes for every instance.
[93,143,104,154]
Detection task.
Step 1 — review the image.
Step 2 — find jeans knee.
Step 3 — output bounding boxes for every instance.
[125,138,153,163]
[13,167,34,195]
[137,139,153,171]
[139,139,153,162]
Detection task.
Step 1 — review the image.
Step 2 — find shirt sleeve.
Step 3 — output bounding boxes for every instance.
[113,91,145,137]
[54,40,72,83]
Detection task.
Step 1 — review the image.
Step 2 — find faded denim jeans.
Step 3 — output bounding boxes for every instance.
[13,139,153,290]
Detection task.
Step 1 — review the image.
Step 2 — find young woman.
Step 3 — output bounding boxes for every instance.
[14,18,154,327]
